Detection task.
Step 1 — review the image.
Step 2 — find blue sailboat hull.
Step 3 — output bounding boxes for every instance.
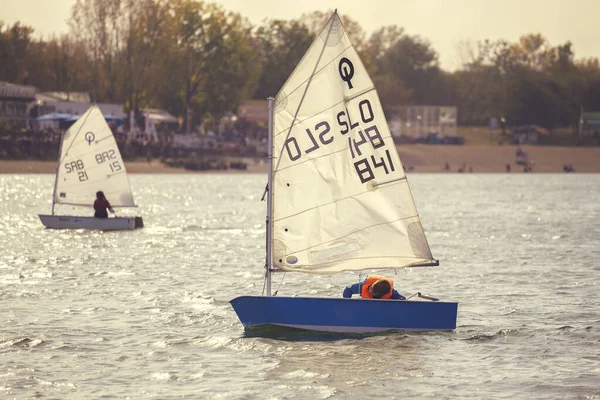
[230,296,458,333]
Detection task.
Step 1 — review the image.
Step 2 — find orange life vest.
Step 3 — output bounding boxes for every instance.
[360,275,394,299]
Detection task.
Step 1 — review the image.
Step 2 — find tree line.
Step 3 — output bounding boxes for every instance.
[1,0,599,131]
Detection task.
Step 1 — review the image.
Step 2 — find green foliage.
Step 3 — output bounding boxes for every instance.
[253,19,314,99]
[0,21,34,83]
[160,0,259,130]
[453,34,600,127]
[1,4,599,131]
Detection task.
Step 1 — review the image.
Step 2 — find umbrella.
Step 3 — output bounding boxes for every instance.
[65,114,123,123]
[66,115,82,122]
[36,112,76,121]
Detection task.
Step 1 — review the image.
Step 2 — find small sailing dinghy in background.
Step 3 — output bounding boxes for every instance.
[229,11,457,333]
[39,105,143,231]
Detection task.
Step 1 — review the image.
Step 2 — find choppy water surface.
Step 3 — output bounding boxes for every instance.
[1,173,599,399]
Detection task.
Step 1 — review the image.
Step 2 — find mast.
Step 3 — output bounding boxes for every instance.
[265,97,275,296]
[50,130,65,215]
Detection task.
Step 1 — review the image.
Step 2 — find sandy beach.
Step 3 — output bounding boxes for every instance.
[395,145,600,173]
[1,145,599,174]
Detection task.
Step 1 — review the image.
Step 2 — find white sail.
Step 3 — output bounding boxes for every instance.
[54,105,136,207]
[271,12,435,274]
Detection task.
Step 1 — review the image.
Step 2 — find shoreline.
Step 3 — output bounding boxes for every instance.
[1,145,599,174]
[0,159,268,174]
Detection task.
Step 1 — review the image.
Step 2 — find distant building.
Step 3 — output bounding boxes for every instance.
[36,91,91,103]
[0,81,37,129]
[143,108,178,124]
[580,111,600,135]
[511,124,549,145]
[140,108,179,142]
[388,105,458,139]
[34,92,125,120]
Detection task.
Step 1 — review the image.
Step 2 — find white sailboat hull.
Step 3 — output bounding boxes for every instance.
[40,105,143,231]
[39,215,143,231]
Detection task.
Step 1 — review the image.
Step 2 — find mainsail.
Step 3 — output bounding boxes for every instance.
[271,12,435,273]
[54,105,136,207]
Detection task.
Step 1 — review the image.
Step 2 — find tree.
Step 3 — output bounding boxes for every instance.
[253,19,314,99]
[0,21,34,84]
[69,0,128,102]
[25,34,92,94]
[201,11,260,121]
[163,0,258,131]
[578,58,600,112]
[121,0,171,124]
[377,34,442,105]
[363,26,404,77]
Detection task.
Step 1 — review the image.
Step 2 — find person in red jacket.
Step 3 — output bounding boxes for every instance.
[93,191,114,218]
[342,275,406,300]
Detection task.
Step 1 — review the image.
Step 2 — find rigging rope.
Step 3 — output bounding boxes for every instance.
[273,272,286,296]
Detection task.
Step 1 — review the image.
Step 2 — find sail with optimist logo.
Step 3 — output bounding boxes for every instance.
[270,12,437,275]
[39,105,143,230]
[54,105,136,208]
[229,11,456,333]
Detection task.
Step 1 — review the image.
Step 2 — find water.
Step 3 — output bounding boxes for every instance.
[1,173,599,399]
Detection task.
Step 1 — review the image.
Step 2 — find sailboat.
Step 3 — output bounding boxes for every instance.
[39,105,143,231]
[229,11,457,333]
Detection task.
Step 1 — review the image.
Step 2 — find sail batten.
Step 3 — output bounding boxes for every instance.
[274,183,418,223]
[271,13,434,274]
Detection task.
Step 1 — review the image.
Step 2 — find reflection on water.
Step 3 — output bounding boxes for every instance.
[0,173,599,399]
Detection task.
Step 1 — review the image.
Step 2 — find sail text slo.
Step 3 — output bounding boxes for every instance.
[283,98,395,184]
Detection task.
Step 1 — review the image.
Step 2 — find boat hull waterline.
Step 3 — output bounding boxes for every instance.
[39,215,144,230]
[230,296,458,333]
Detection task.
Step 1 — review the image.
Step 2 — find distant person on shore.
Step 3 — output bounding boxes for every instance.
[444,161,450,171]
[94,191,114,218]
[525,161,533,172]
[506,163,511,172]
[343,275,406,300]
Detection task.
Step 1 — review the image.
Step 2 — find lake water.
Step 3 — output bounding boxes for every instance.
[1,173,599,399]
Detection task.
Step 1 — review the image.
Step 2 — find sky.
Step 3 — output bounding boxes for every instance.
[2,0,599,71]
